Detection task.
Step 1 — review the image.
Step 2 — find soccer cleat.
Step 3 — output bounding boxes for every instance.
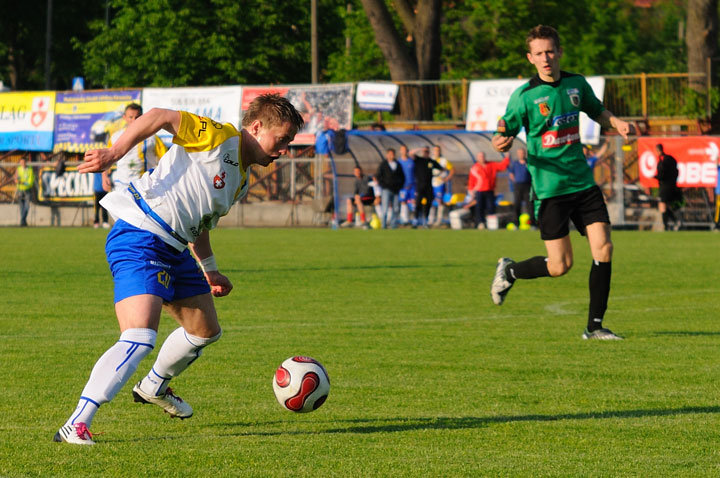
[582,328,624,340]
[132,382,193,419]
[491,257,515,305]
[53,422,95,445]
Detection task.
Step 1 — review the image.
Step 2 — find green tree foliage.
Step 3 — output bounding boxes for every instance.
[77,0,345,88]
[0,1,103,90]
[331,0,690,82]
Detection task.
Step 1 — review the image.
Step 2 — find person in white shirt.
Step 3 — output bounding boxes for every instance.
[105,103,168,191]
[54,94,304,445]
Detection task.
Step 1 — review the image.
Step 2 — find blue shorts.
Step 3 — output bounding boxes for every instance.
[106,220,211,303]
[399,186,415,203]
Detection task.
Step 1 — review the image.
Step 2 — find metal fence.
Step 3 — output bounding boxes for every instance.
[359,72,712,129]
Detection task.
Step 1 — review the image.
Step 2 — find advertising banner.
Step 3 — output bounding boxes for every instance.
[241,84,354,145]
[356,82,399,111]
[465,76,605,145]
[37,165,94,204]
[0,92,55,151]
[53,89,141,153]
[142,86,242,146]
[637,137,720,188]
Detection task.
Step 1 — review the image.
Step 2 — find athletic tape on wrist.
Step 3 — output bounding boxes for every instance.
[199,255,218,273]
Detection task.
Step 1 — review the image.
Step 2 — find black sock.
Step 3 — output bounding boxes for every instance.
[588,260,611,331]
[506,256,550,282]
[662,211,670,229]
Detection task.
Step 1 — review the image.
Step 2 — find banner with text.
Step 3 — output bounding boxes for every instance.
[356,82,399,111]
[53,89,142,153]
[37,165,94,204]
[142,86,242,146]
[637,137,719,188]
[241,84,354,145]
[465,77,605,145]
[0,92,56,151]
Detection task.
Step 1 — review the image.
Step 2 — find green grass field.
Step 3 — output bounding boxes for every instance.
[2,227,720,476]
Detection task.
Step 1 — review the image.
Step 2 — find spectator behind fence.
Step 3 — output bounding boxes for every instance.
[469,152,509,229]
[375,148,405,229]
[397,145,416,226]
[108,103,167,191]
[93,172,112,229]
[411,146,443,228]
[430,145,454,226]
[342,166,375,228]
[654,143,682,231]
[14,157,35,227]
[508,148,534,227]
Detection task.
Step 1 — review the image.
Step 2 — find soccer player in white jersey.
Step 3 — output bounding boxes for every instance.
[105,103,168,190]
[54,94,304,445]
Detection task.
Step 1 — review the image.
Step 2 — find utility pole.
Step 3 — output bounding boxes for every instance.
[44,0,53,89]
[311,0,318,83]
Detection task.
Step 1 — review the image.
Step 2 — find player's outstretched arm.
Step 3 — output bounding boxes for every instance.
[189,230,233,298]
[79,108,181,173]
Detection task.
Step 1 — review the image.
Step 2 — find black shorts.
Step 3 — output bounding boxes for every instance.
[357,195,375,206]
[659,185,681,204]
[537,185,610,241]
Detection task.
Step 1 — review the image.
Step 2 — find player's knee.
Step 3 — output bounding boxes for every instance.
[596,240,613,262]
[547,258,572,277]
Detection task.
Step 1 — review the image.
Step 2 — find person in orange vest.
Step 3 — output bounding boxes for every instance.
[468,152,509,229]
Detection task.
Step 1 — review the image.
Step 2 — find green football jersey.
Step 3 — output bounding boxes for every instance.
[498,71,605,200]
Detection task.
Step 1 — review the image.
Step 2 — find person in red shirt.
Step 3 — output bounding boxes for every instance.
[468,152,509,229]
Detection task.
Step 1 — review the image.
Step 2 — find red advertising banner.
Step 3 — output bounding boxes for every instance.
[637,137,720,188]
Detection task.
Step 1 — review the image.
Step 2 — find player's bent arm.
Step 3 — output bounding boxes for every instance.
[79,109,180,173]
[189,230,233,297]
[492,134,514,153]
[596,110,631,140]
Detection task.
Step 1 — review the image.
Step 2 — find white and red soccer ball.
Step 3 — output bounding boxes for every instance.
[272,356,330,413]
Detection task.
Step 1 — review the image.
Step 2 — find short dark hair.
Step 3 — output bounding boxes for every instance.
[387,148,395,154]
[242,93,305,131]
[526,25,561,51]
[125,103,143,115]
[656,144,664,153]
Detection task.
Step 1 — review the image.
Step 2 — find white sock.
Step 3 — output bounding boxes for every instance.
[138,327,221,397]
[66,328,156,427]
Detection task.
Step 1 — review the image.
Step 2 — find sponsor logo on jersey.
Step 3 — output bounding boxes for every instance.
[222,152,239,167]
[150,260,171,270]
[198,120,207,136]
[538,102,551,116]
[566,88,580,107]
[541,126,580,148]
[213,171,226,189]
[546,111,579,128]
[533,96,550,104]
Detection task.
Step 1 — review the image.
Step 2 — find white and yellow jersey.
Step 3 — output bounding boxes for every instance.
[431,157,453,187]
[101,111,248,250]
[109,128,168,187]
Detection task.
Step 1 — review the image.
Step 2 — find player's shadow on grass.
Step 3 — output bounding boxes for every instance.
[652,331,720,337]
[203,405,720,439]
[223,263,464,274]
[318,405,720,435]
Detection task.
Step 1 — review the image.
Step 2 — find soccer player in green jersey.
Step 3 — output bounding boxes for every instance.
[490,25,631,340]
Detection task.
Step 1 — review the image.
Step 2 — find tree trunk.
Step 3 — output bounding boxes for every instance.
[686,0,718,93]
[360,0,442,120]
